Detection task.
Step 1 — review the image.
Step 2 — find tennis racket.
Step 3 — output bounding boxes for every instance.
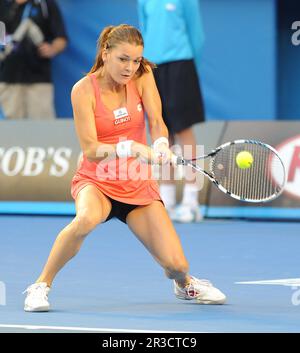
[173,139,286,203]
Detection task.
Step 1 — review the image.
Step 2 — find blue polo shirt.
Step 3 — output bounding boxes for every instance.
[138,0,205,74]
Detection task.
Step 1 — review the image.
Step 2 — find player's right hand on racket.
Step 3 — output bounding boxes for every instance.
[131,142,167,165]
[152,142,176,166]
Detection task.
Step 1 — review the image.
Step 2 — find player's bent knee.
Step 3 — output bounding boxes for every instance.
[74,211,102,235]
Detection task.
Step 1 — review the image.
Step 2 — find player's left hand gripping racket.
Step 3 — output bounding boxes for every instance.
[173,139,286,203]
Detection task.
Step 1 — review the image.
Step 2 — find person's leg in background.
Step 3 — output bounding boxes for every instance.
[26,83,56,120]
[153,63,178,214]
[158,127,202,223]
[171,60,204,222]
[173,126,202,223]
[0,83,26,119]
[154,60,204,222]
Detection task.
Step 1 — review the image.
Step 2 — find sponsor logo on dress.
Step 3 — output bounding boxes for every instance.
[113,107,131,125]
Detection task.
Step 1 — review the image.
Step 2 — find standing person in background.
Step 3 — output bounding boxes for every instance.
[0,0,68,120]
[138,0,205,223]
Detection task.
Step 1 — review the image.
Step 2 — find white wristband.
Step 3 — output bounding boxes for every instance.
[152,137,169,151]
[116,140,133,158]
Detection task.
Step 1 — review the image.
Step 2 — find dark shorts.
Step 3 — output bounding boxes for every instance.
[104,197,164,224]
[153,59,205,135]
[105,197,139,224]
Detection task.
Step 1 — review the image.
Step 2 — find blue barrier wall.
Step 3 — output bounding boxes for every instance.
[53,0,277,121]
[278,0,300,120]
[200,0,276,120]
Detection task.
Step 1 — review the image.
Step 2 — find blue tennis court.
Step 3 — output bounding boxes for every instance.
[0,215,299,333]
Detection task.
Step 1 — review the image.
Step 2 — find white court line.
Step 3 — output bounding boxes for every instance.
[0,324,198,333]
[235,278,300,286]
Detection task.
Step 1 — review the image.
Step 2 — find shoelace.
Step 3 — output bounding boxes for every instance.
[184,278,212,299]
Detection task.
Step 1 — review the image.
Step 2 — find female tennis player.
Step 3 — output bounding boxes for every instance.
[23,24,226,311]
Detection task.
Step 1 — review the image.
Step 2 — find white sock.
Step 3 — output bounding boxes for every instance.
[182,183,199,207]
[160,184,176,209]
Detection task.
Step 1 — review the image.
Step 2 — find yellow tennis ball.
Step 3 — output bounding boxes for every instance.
[236,151,253,169]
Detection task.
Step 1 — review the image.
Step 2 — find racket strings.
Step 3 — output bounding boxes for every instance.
[210,142,285,201]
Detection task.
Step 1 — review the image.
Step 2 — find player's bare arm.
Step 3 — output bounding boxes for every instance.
[71,77,115,162]
[136,67,169,143]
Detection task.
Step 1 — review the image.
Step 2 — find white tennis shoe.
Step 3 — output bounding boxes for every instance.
[174,276,226,304]
[168,204,203,223]
[23,282,50,312]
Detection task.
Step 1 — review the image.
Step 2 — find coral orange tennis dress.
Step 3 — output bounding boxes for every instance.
[71,73,161,205]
